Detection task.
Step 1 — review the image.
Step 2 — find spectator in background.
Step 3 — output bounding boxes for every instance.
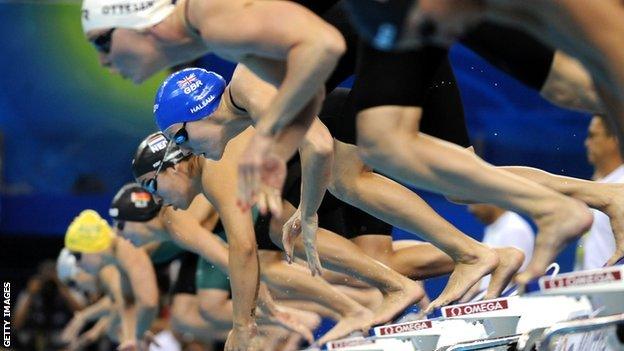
[579,115,624,270]
[464,204,534,299]
[13,260,86,350]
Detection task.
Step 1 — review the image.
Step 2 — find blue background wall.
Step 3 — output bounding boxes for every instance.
[0,4,593,297]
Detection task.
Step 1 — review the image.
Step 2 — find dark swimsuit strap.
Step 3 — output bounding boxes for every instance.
[228,87,247,113]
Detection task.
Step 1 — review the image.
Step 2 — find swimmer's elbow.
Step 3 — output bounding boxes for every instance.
[137,291,158,310]
[304,126,334,159]
[229,236,256,259]
[316,28,346,62]
[327,33,347,57]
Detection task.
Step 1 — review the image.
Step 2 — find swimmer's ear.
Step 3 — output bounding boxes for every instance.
[171,161,187,174]
[143,26,164,39]
[138,27,154,35]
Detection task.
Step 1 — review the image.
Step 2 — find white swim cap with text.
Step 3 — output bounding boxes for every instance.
[81,0,175,33]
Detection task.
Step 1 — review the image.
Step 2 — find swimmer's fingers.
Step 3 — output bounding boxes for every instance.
[250,162,260,207]
[237,162,253,211]
[286,321,314,346]
[271,309,314,345]
[300,214,321,276]
[237,148,262,211]
[259,154,286,217]
[257,191,269,216]
[266,187,283,219]
[116,340,138,351]
[303,238,322,277]
[142,331,160,350]
[282,211,302,264]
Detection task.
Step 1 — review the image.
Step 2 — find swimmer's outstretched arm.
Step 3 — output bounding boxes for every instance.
[70,316,111,350]
[171,294,229,343]
[231,65,332,219]
[162,207,230,273]
[99,264,135,346]
[204,2,344,136]
[282,120,334,275]
[61,296,113,343]
[115,241,159,344]
[201,153,261,348]
[191,0,345,138]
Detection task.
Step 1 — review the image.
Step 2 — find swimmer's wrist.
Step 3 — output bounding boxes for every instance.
[233,321,257,331]
[74,311,85,321]
[256,113,283,137]
[298,207,317,221]
[256,125,276,138]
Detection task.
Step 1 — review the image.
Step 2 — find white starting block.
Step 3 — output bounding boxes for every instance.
[436,335,521,351]
[324,335,412,351]
[322,319,489,351]
[321,295,592,351]
[373,318,489,350]
[509,265,624,351]
[517,313,624,351]
[537,265,624,317]
[441,294,592,335]
[318,266,624,351]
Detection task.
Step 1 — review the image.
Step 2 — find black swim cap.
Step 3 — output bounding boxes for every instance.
[109,183,162,222]
[132,132,190,180]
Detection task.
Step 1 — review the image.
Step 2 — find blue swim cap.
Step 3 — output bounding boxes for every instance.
[154,68,227,132]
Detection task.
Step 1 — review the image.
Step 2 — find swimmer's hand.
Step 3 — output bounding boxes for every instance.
[225,323,259,351]
[282,209,322,276]
[238,133,285,218]
[256,290,314,345]
[267,305,314,345]
[141,331,160,350]
[282,209,302,264]
[116,339,138,351]
[60,313,84,343]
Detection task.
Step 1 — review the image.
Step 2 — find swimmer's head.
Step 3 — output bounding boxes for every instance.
[154,68,229,160]
[81,0,176,83]
[65,210,114,254]
[64,210,115,274]
[132,132,198,210]
[57,248,99,293]
[57,248,80,282]
[110,183,162,222]
[110,183,163,246]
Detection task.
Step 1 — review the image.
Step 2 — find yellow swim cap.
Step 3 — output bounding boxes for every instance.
[65,210,114,253]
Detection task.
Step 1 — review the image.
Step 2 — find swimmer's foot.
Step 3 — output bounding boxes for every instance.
[458,281,482,304]
[278,305,322,332]
[484,247,525,300]
[316,308,373,345]
[282,333,304,351]
[594,183,624,266]
[371,277,425,326]
[426,245,499,313]
[516,198,592,287]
